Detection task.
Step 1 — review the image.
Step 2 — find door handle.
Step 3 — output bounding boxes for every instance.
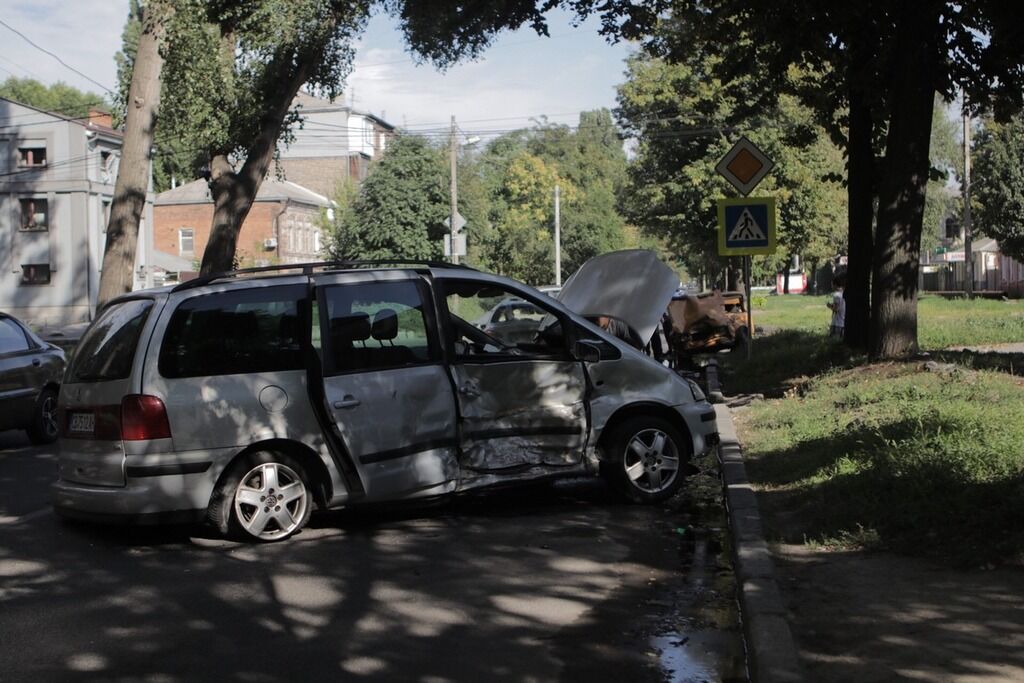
[32,358,41,367]
[333,395,361,409]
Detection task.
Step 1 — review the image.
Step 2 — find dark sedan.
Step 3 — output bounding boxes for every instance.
[0,313,65,443]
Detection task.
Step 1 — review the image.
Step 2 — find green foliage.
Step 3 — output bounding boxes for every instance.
[738,364,1024,564]
[0,77,107,118]
[974,116,1024,262]
[615,50,847,283]
[921,98,961,253]
[323,135,448,260]
[471,111,630,284]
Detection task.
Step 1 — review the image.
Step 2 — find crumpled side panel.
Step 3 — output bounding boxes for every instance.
[452,360,587,471]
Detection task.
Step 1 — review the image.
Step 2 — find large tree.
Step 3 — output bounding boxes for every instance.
[97,0,167,307]
[119,0,664,276]
[615,50,847,288]
[643,1,1024,357]
[973,116,1024,262]
[323,134,449,260]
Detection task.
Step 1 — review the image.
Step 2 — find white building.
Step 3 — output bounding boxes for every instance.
[0,97,157,327]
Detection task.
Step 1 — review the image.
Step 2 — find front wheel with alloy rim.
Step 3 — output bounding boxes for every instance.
[209,452,313,542]
[26,387,59,445]
[600,416,690,503]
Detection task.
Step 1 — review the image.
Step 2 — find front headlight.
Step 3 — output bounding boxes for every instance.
[686,378,706,402]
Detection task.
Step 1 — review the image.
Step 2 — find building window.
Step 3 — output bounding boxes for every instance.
[19,198,48,231]
[18,147,46,167]
[313,230,321,254]
[21,264,51,285]
[179,228,194,257]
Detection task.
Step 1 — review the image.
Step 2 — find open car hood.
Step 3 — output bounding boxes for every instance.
[556,250,679,345]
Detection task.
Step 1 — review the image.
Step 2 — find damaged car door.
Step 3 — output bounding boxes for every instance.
[314,271,459,499]
[436,277,588,473]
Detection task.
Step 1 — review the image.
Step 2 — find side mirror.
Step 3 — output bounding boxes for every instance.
[573,340,602,363]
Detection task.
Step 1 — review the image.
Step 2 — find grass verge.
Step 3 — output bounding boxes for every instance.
[734,362,1024,566]
[753,294,1024,349]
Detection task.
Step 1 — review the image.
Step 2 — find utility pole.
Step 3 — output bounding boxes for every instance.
[554,184,561,286]
[963,106,973,298]
[449,115,459,265]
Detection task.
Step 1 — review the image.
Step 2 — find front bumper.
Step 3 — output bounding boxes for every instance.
[676,400,719,456]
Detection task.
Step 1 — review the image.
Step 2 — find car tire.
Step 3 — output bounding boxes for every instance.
[26,387,59,445]
[208,451,313,542]
[600,416,690,504]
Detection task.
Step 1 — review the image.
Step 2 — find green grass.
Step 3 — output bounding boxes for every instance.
[735,363,1024,565]
[754,294,1024,349]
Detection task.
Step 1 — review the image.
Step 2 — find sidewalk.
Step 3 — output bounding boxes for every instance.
[727,401,1024,683]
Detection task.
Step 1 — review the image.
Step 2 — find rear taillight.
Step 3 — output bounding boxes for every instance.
[120,395,171,441]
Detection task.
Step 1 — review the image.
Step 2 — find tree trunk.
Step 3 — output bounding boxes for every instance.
[199,43,322,274]
[843,22,876,350]
[869,3,941,358]
[782,254,792,294]
[96,3,165,309]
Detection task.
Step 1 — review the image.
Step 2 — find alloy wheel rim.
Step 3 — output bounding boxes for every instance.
[41,396,58,438]
[233,462,308,540]
[622,428,680,493]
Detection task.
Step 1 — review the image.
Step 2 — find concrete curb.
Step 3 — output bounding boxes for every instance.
[715,404,804,683]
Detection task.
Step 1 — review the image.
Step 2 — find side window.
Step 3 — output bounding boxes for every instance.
[321,280,436,375]
[159,286,305,378]
[441,280,567,359]
[70,300,154,382]
[0,319,30,355]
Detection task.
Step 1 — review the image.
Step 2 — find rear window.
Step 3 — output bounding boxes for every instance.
[69,299,154,382]
[159,286,305,378]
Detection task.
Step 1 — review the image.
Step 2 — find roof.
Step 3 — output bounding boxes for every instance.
[0,96,122,139]
[150,249,195,272]
[155,178,332,207]
[292,91,395,130]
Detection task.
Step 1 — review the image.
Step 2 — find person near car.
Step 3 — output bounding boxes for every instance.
[826,275,846,338]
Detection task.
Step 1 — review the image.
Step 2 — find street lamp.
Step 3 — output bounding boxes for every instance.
[448,120,479,264]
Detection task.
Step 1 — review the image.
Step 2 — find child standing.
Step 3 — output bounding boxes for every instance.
[827,275,846,338]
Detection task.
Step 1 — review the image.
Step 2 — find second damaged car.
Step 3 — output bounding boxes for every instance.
[54,252,718,541]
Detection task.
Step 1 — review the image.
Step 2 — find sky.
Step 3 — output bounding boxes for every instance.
[0,1,637,138]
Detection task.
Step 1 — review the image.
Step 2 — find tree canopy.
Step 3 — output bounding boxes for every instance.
[0,77,107,118]
[615,50,847,286]
[324,134,449,261]
[974,116,1024,262]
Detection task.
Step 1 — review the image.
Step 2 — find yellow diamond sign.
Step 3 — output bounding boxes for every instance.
[716,136,774,196]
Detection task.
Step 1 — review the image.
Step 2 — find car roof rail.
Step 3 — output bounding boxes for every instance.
[170,259,476,293]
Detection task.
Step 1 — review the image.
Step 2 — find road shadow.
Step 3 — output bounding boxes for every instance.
[0,470,744,682]
[773,543,1024,682]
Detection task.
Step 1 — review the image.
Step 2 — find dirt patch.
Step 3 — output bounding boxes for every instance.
[771,543,1024,682]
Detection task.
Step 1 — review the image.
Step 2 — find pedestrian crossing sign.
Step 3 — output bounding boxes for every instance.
[717,197,777,256]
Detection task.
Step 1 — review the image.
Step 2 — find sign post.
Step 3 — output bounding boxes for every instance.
[715,136,777,361]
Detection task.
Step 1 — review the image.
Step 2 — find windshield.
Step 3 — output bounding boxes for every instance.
[69,299,154,382]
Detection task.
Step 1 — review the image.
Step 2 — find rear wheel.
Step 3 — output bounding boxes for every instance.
[600,416,689,503]
[26,387,59,445]
[209,451,313,542]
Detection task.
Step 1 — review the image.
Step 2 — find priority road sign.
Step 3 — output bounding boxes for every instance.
[715,137,775,196]
[717,197,777,256]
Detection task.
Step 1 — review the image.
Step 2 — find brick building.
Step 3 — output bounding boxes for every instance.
[153,179,331,268]
[275,91,395,197]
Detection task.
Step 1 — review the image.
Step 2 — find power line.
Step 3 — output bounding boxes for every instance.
[0,18,114,94]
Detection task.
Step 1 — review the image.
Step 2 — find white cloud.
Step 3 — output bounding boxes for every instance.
[0,0,127,95]
[0,2,632,132]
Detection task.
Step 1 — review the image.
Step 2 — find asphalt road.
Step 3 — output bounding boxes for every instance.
[0,433,745,683]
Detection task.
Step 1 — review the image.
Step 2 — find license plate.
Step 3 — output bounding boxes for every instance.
[69,412,95,434]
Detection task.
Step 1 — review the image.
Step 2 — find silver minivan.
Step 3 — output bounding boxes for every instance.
[54,252,718,542]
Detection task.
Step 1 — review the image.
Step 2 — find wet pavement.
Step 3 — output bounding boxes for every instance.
[0,435,745,681]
